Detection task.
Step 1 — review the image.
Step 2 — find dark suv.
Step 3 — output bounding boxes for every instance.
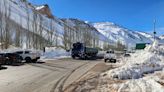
[5,53,22,65]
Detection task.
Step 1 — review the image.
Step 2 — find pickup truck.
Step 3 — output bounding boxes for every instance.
[104,50,117,63]
[13,50,40,63]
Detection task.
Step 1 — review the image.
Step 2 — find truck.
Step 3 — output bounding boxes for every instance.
[71,42,98,59]
[104,50,117,63]
[13,50,40,63]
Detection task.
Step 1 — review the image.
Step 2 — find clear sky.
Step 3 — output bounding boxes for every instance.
[29,0,164,35]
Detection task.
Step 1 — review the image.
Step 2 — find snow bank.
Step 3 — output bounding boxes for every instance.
[41,47,70,59]
[118,78,164,92]
[103,40,164,80]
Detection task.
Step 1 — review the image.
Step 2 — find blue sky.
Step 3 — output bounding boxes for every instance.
[29,0,164,35]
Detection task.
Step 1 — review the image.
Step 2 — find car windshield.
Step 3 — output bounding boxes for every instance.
[25,51,30,54]
[16,51,23,54]
[73,43,83,50]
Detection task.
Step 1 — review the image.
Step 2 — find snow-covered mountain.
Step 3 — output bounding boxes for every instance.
[92,22,163,47]
[61,18,111,43]
[136,31,164,41]
[61,18,113,48]
[160,35,164,40]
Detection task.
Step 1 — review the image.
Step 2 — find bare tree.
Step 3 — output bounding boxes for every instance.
[116,40,125,51]
[49,19,54,46]
[32,11,39,49]
[0,2,3,49]
[63,25,70,50]
[15,20,20,47]
[24,1,31,49]
[38,14,44,49]
[4,0,11,49]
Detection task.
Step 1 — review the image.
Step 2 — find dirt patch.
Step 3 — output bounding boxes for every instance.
[64,63,120,92]
[64,75,125,92]
[90,63,114,72]
[75,63,115,83]
[157,81,164,86]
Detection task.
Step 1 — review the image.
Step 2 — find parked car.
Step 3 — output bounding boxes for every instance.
[13,50,40,63]
[5,53,22,65]
[104,50,117,63]
[0,53,6,67]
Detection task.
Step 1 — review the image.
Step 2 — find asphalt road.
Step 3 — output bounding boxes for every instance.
[0,58,108,92]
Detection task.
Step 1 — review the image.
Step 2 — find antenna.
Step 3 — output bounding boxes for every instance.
[153,19,156,41]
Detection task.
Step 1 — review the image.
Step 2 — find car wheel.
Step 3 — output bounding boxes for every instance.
[114,59,116,63]
[20,56,23,61]
[110,59,113,63]
[25,57,32,63]
[104,59,107,62]
[72,55,75,59]
[80,54,86,60]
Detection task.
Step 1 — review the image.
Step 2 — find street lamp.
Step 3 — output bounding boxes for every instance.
[153,20,156,41]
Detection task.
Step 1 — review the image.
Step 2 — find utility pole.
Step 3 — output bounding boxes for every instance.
[153,20,156,41]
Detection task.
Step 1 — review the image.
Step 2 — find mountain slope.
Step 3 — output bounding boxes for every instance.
[92,22,159,47]
[160,35,164,40]
[61,19,113,46]
[93,22,152,46]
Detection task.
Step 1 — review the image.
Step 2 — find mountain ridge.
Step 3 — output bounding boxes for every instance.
[92,22,163,47]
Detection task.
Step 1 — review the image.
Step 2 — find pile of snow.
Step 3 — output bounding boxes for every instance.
[118,78,164,92]
[41,47,70,59]
[103,40,164,80]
